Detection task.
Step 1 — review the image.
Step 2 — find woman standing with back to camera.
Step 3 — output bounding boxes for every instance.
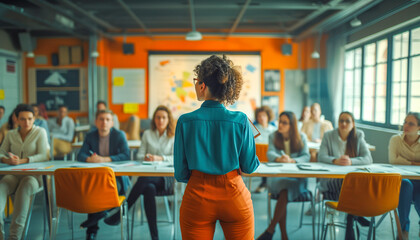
[174,55,260,240]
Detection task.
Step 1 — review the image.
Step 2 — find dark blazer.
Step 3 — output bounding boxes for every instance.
[77,128,131,193]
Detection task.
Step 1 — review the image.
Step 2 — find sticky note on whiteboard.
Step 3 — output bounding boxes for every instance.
[114,77,124,86]
[123,103,138,114]
[0,89,4,100]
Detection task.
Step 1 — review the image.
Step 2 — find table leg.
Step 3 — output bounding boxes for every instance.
[174,181,181,240]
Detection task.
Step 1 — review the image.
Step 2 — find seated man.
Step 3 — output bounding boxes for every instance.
[32,104,50,141]
[93,101,120,130]
[77,109,130,240]
[48,105,75,157]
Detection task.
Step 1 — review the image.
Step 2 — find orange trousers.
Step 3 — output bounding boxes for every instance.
[180,170,254,240]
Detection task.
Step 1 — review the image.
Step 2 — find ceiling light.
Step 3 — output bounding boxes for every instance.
[186,31,202,41]
[26,51,35,58]
[350,18,362,27]
[311,51,320,59]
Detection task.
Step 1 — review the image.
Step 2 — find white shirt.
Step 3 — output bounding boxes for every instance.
[284,140,290,156]
[137,129,174,163]
[389,134,420,165]
[337,135,347,156]
[48,116,75,142]
[0,126,50,163]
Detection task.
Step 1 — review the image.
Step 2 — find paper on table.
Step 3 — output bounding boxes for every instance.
[248,118,260,139]
[297,163,329,171]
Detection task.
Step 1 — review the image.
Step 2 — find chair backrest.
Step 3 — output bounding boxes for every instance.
[54,167,121,213]
[256,143,269,163]
[336,172,402,217]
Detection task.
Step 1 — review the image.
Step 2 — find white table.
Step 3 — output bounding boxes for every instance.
[2,161,418,240]
[0,160,176,240]
[307,141,376,151]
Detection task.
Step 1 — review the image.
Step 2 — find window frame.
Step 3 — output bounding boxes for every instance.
[342,22,420,129]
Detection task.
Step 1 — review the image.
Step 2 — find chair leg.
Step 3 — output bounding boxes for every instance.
[389,212,395,240]
[70,211,74,240]
[321,207,328,240]
[120,205,124,240]
[367,217,375,240]
[51,208,61,240]
[393,209,403,240]
[267,192,272,226]
[22,193,37,240]
[130,202,136,240]
[299,201,304,229]
[310,199,315,240]
[164,196,172,222]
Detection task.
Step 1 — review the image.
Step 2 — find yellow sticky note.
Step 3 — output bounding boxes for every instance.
[0,90,4,100]
[114,77,124,86]
[123,103,138,114]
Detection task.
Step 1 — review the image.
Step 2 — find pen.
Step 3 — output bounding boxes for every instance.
[44,165,54,169]
[12,168,38,171]
[89,150,95,156]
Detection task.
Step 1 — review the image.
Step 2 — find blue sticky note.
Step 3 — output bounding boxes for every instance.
[246,64,256,73]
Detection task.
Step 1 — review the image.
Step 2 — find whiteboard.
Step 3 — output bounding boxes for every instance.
[112,68,145,104]
[148,54,261,120]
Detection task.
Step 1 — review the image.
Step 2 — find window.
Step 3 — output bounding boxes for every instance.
[343,48,361,119]
[362,39,387,123]
[343,24,420,128]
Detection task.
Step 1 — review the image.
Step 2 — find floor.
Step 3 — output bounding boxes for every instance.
[3,177,420,240]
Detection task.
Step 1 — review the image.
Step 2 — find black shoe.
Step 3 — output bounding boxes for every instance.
[80,212,108,229]
[104,212,121,226]
[256,230,273,240]
[86,232,96,240]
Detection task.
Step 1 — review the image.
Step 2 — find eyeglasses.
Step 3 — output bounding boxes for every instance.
[193,78,203,85]
[403,121,417,127]
[339,119,352,124]
[279,120,289,125]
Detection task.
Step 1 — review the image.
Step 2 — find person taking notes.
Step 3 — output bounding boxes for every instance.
[0,104,49,240]
[77,109,130,240]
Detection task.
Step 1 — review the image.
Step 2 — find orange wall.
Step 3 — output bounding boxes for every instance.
[25,35,328,122]
[98,36,300,122]
[25,38,89,120]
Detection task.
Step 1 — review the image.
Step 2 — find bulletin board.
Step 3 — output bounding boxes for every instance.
[148,53,261,120]
[112,68,145,104]
[28,68,88,112]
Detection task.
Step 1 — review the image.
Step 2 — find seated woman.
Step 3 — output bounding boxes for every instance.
[0,104,49,239]
[105,105,175,240]
[318,111,372,239]
[0,107,18,145]
[301,103,333,162]
[257,111,310,240]
[389,112,420,240]
[254,105,277,193]
[297,106,310,131]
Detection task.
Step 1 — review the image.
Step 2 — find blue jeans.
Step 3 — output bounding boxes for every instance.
[398,179,420,231]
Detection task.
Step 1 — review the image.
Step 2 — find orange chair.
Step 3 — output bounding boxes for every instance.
[53,167,128,239]
[247,143,269,190]
[321,172,403,240]
[255,143,269,163]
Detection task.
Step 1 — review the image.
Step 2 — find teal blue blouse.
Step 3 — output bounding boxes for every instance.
[174,100,260,183]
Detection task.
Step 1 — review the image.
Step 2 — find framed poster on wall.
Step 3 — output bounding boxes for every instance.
[28,68,87,112]
[148,53,261,120]
[264,70,281,92]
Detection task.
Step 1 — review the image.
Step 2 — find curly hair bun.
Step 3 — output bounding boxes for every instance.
[219,75,228,84]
